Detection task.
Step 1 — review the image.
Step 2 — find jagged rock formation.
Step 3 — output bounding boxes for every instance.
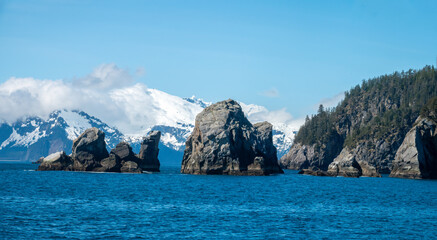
[281,66,437,177]
[390,117,437,179]
[138,131,161,171]
[181,99,283,175]
[37,128,161,173]
[71,128,109,171]
[326,148,380,177]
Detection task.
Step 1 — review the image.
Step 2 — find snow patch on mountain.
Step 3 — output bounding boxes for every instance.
[0,127,47,149]
[109,85,205,139]
[183,96,212,108]
[58,110,93,140]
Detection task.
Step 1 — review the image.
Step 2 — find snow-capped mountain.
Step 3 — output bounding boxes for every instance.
[0,89,297,165]
[0,110,123,161]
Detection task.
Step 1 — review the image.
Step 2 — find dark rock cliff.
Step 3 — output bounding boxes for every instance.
[181,99,283,176]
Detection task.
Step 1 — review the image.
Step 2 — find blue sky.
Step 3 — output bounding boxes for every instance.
[1,0,436,118]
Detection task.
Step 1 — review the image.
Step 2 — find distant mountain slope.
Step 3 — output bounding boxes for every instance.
[280,66,437,173]
[0,93,296,164]
[0,110,123,161]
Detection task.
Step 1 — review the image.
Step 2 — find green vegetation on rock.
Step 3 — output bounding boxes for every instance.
[295,66,437,149]
[283,66,437,173]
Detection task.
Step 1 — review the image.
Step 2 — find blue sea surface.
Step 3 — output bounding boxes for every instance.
[0,163,436,239]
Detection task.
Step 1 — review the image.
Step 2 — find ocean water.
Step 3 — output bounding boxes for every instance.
[0,163,436,239]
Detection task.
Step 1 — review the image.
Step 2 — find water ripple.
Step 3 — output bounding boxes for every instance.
[0,163,436,239]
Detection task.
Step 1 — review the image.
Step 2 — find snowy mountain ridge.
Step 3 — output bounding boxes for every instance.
[0,90,298,163]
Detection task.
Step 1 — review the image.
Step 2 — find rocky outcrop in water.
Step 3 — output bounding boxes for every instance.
[37,128,161,173]
[298,168,331,177]
[326,149,362,177]
[181,99,283,175]
[138,131,161,171]
[390,117,437,179]
[326,148,381,177]
[37,151,72,171]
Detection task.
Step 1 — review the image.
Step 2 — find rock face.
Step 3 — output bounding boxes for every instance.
[181,99,283,175]
[327,149,362,177]
[111,142,137,163]
[72,128,109,171]
[109,142,141,173]
[279,143,312,170]
[327,148,381,178]
[279,132,343,171]
[138,131,161,171]
[37,128,161,173]
[96,154,121,172]
[390,117,437,179]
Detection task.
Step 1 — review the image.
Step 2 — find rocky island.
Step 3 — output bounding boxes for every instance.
[281,66,437,179]
[37,127,161,173]
[181,99,283,175]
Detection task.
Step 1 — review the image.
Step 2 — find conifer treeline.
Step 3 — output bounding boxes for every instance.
[294,66,437,148]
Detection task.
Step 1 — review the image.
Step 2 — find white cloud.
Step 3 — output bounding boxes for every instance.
[0,64,135,127]
[260,87,280,98]
[0,64,301,139]
[73,63,133,90]
[0,78,77,122]
[316,92,345,110]
[239,102,304,137]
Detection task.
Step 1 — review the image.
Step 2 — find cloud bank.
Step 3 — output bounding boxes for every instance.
[240,102,304,137]
[0,64,149,134]
[0,64,301,137]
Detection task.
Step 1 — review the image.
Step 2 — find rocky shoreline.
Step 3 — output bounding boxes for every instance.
[284,114,437,179]
[35,98,437,179]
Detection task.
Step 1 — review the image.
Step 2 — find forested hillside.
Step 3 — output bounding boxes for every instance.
[281,66,437,173]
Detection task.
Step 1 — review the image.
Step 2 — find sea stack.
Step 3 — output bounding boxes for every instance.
[37,128,161,173]
[181,99,283,175]
[138,130,161,171]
